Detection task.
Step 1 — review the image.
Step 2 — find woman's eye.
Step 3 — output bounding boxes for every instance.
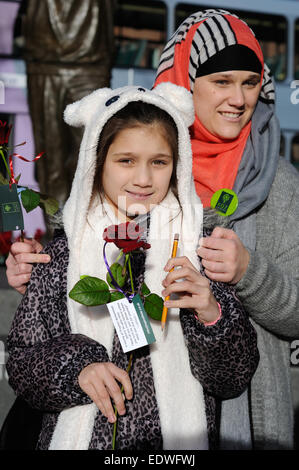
[153,160,167,166]
[244,80,260,87]
[119,159,132,164]
[215,79,229,85]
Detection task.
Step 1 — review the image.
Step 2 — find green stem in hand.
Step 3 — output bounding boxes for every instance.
[0,149,12,179]
[127,254,134,295]
[112,352,133,450]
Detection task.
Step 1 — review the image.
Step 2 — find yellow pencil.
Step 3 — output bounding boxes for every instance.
[161,233,179,331]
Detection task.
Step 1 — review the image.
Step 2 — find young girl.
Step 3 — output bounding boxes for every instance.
[6,83,258,450]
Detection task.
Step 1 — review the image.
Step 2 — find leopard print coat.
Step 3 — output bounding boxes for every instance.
[6,229,259,450]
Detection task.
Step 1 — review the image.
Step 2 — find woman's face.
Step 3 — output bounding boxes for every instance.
[102,124,173,221]
[193,70,261,140]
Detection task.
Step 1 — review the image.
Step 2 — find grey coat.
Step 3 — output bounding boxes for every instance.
[235,158,299,449]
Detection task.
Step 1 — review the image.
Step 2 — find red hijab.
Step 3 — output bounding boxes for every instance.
[154,12,265,207]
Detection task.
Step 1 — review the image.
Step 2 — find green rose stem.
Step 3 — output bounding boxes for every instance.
[112,253,134,450]
[112,352,133,450]
[0,148,11,178]
[0,149,24,241]
[115,250,124,263]
[127,253,134,294]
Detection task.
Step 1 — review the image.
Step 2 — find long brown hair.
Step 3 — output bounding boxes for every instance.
[92,101,179,200]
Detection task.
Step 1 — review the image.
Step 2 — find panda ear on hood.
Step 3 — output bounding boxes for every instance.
[153,82,194,128]
[64,88,112,128]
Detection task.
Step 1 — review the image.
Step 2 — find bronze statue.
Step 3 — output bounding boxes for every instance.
[23,0,115,206]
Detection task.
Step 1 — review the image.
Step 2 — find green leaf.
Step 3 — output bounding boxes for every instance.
[39,194,59,216]
[144,293,164,321]
[20,188,40,213]
[69,276,111,306]
[106,262,126,288]
[140,282,150,295]
[110,291,125,302]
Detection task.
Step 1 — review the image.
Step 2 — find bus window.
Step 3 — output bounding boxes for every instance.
[114,0,167,69]
[291,134,299,171]
[175,4,287,81]
[295,19,299,79]
[0,0,23,57]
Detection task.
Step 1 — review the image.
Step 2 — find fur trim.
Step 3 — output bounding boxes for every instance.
[203,208,231,230]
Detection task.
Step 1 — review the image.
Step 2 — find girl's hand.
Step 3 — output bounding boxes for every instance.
[78,362,133,423]
[197,227,250,284]
[162,256,220,324]
[6,239,50,295]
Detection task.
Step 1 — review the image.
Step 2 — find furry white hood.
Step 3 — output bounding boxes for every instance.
[49,83,207,450]
[63,83,198,250]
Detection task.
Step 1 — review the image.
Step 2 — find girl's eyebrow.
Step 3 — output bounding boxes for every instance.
[112,152,173,158]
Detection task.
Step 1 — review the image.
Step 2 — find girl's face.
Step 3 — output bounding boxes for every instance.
[193,70,261,140]
[102,123,173,221]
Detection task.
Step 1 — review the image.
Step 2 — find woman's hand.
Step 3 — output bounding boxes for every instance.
[78,362,133,423]
[162,255,220,324]
[197,227,250,284]
[6,239,50,294]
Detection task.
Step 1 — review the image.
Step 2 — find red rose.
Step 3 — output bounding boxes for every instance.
[34,228,44,243]
[103,222,151,254]
[0,120,12,146]
[0,231,12,255]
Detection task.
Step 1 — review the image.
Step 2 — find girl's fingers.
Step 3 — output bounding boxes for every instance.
[164,256,196,272]
[80,369,117,422]
[162,280,201,298]
[79,363,133,422]
[99,366,132,419]
[164,297,199,310]
[108,364,133,401]
[96,381,120,422]
[162,266,198,287]
[79,381,114,422]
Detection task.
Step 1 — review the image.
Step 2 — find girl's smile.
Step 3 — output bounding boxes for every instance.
[125,190,154,200]
[102,124,173,220]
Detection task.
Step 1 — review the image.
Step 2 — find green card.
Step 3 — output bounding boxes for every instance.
[211,188,239,216]
[0,184,24,232]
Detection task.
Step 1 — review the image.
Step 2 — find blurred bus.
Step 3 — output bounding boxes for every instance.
[113,0,299,167]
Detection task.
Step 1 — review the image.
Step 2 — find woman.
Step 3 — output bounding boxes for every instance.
[154,9,299,449]
[5,9,299,449]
